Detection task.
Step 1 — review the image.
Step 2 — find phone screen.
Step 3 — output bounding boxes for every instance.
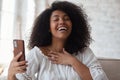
[13,39,25,61]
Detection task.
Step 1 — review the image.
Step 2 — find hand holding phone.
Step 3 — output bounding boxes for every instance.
[13,39,25,61]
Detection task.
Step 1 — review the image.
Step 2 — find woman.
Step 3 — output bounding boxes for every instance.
[8,1,108,80]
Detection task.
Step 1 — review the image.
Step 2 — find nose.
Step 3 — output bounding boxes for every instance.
[59,18,65,25]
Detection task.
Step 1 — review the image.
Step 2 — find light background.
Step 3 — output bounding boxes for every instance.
[0,0,120,77]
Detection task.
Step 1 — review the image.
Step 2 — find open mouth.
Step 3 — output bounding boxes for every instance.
[57,27,67,31]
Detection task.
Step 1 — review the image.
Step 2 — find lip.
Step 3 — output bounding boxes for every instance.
[57,26,68,31]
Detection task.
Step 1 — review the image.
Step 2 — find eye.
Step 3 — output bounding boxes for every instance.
[52,17,59,21]
[64,16,70,21]
[53,19,59,21]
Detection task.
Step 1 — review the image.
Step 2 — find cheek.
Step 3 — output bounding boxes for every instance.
[68,21,72,28]
[50,22,55,31]
[69,23,72,32]
[50,24,57,34]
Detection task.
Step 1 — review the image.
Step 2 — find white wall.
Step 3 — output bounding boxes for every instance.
[55,0,120,59]
[73,0,120,59]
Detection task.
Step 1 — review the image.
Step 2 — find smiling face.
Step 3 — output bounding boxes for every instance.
[50,10,72,41]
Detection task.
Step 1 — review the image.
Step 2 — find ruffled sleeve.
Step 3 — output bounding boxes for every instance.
[82,48,108,80]
[16,47,42,80]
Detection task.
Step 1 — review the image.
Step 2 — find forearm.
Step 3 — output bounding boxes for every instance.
[7,73,17,80]
[71,58,92,80]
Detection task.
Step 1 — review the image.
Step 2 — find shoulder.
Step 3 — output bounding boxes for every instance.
[82,47,96,60]
[82,47,94,57]
[76,47,98,65]
[27,46,40,57]
[76,47,94,58]
[26,46,43,62]
[75,47,95,62]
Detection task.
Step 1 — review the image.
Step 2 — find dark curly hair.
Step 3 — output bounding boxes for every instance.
[28,1,92,54]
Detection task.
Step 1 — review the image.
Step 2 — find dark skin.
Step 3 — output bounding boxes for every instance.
[7,10,92,80]
[8,52,28,80]
[41,46,93,80]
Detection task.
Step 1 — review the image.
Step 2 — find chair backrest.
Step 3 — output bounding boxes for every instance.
[98,59,120,80]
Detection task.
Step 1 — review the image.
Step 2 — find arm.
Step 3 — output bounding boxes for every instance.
[48,48,108,80]
[8,74,17,80]
[7,52,27,80]
[72,48,108,80]
[48,49,92,80]
[83,48,108,80]
[8,47,41,80]
[70,58,92,80]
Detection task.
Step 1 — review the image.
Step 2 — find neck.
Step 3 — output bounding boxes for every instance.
[48,38,66,52]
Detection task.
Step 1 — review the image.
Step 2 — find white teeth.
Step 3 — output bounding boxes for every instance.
[58,27,67,31]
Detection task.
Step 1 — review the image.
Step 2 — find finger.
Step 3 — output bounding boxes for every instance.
[17,61,28,66]
[16,68,26,73]
[49,51,58,55]
[48,53,60,58]
[20,65,28,70]
[16,65,27,72]
[13,52,23,61]
[48,56,57,60]
[48,56,58,61]
[17,70,26,73]
[51,60,60,64]
[48,53,59,57]
[14,61,27,68]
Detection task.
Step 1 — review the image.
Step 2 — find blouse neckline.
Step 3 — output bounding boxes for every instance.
[34,46,49,59]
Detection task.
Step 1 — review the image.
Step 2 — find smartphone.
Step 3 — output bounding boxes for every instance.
[13,39,25,61]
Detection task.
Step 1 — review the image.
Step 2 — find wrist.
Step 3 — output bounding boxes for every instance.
[8,71,16,80]
[70,57,78,66]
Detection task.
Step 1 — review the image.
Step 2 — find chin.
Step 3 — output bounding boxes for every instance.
[57,36,69,40]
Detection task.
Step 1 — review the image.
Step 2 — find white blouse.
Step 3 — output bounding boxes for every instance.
[16,46,108,80]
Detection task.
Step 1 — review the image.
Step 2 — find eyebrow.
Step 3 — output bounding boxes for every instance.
[51,14,69,18]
